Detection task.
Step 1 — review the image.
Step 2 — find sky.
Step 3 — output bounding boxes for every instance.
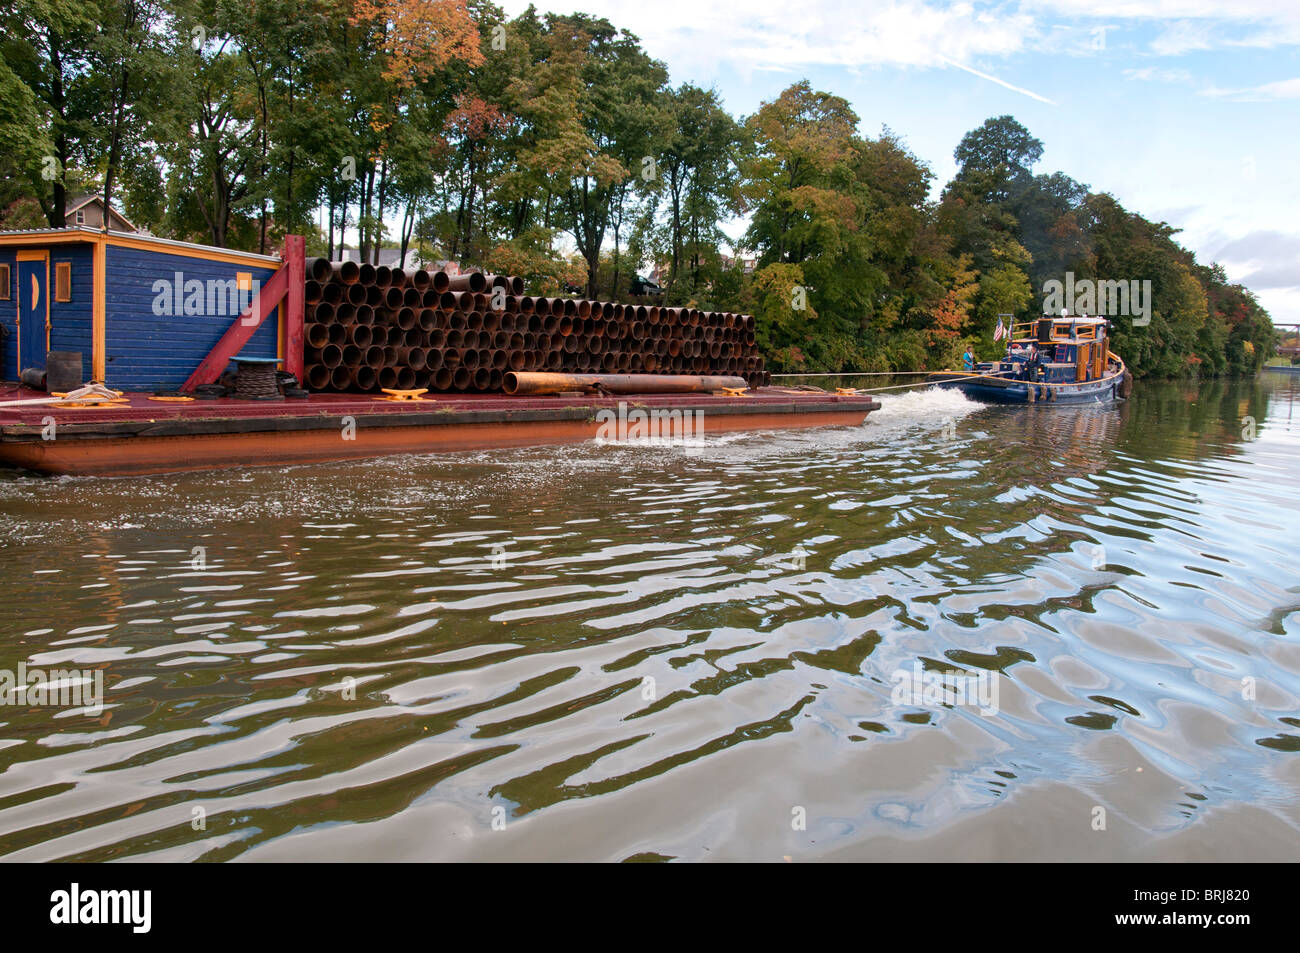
[499,0,1300,323]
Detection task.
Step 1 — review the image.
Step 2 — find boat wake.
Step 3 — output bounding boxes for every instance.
[865,385,983,434]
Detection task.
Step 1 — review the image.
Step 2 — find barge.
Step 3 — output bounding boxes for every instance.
[0,229,878,476]
[0,387,878,476]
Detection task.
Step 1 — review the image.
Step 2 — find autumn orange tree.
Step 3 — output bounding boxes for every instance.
[346,0,483,261]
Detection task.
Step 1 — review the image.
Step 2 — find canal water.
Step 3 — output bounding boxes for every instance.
[0,376,1297,861]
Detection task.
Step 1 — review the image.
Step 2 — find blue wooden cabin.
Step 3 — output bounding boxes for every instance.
[0,228,284,390]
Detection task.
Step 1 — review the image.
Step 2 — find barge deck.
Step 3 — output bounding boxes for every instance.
[0,386,880,476]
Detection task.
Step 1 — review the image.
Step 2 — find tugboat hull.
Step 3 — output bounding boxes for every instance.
[927,372,1121,404]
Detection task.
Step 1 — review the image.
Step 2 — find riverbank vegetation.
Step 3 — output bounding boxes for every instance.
[0,0,1275,377]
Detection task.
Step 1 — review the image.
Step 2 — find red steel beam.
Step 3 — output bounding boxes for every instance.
[181,264,289,392]
[283,235,305,382]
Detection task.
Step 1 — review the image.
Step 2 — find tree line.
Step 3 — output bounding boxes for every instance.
[0,0,1276,377]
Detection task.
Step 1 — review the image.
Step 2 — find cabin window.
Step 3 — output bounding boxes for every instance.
[75,209,85,225]
[0,264,9,300]
[55,262,72,302]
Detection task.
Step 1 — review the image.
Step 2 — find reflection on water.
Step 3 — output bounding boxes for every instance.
[0,377,1297,861]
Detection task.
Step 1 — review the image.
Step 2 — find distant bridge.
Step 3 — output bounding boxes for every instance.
[1276,322,1300,357]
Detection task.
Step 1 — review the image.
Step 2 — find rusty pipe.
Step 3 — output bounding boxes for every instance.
[447,271,486,293]
[359,263,376,285]
[355,366,378,391]
[503,372,747,396]
[434,367,453,390]
[333,261,360,284]
[311,344,344,368]
[306,323,331,349]
[307,257,332,282]
[305,364,330,390]
[331,365,355,390]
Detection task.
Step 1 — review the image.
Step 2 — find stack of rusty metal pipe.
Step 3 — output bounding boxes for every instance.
[302,257,770,394]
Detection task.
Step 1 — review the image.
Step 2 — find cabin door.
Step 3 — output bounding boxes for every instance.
[17,252,49,372]
[1076,343,1090,381]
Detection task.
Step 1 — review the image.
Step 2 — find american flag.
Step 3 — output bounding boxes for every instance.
[994,316,1006,341]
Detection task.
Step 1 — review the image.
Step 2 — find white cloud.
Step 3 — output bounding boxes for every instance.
[1123,66,1193,82]
[1201,78,1300,101]
[502,0,1038,75]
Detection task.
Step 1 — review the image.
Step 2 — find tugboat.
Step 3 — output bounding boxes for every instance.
[928,315,1130,404]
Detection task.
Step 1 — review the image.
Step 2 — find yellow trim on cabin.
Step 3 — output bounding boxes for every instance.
[93,237,107,381]
[0,231,278,268]
[103,234,275,268]
[16,250,47,262]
